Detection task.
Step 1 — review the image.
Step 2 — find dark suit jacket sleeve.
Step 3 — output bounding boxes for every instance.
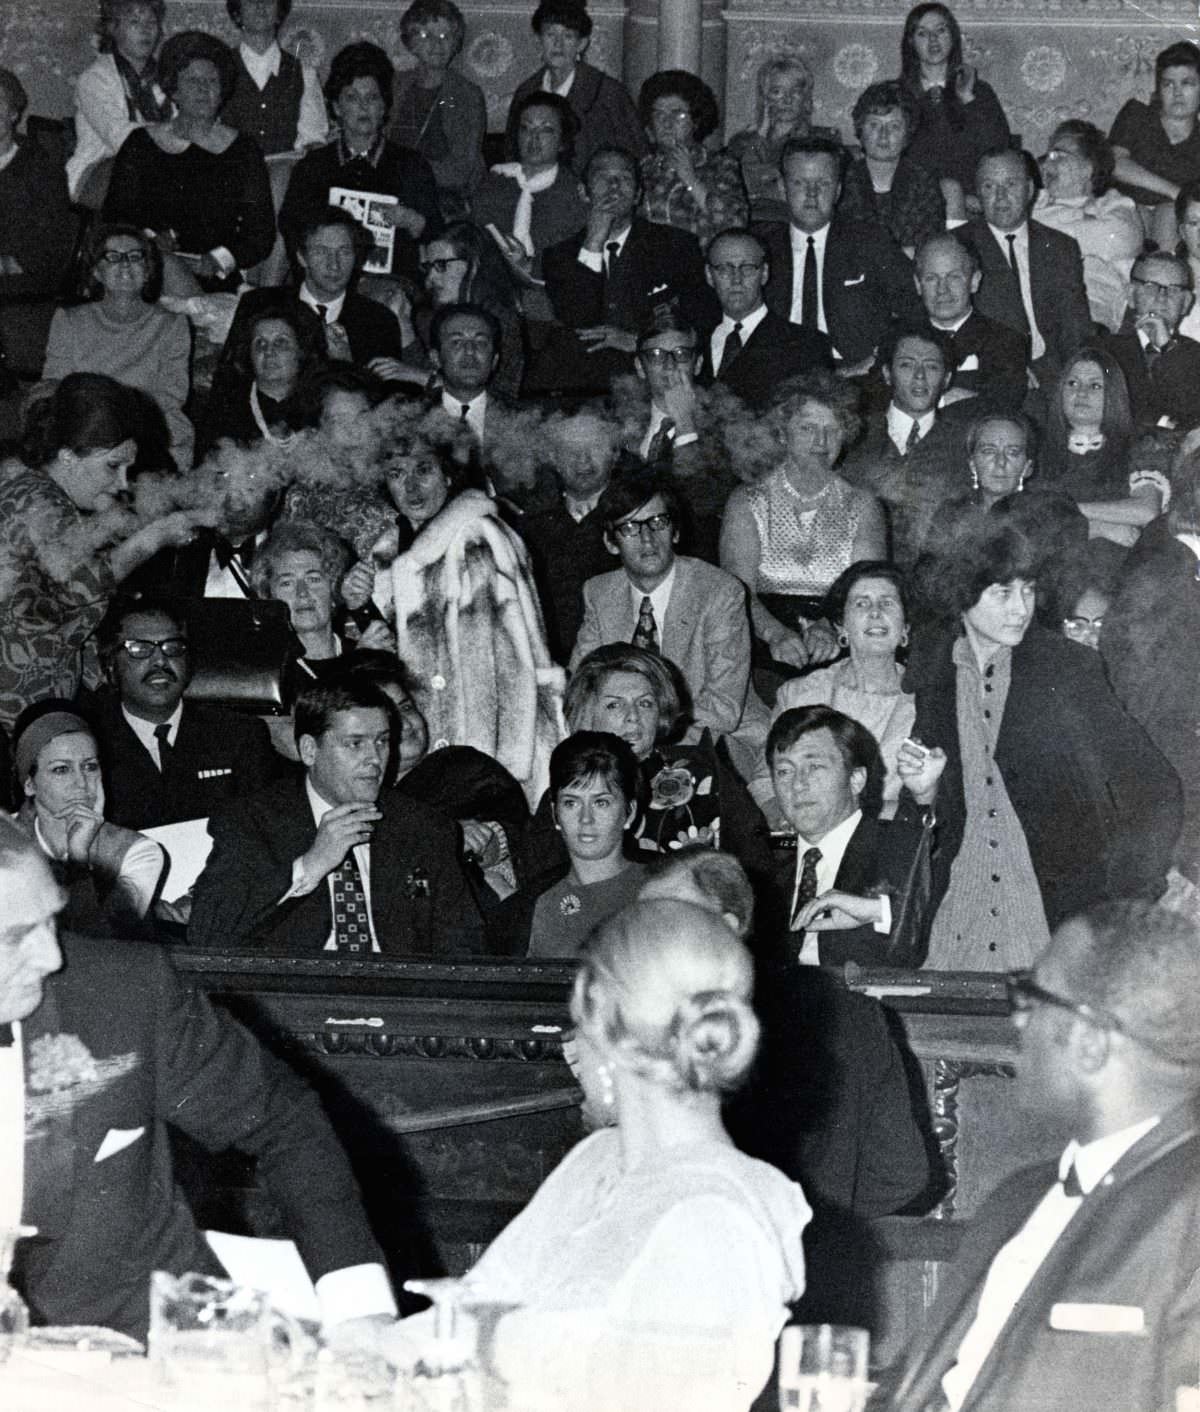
[871,224,925,327]
[146,945,386,1283]
[543,235,605,327]
[188,794,312,948]
[1052,230,1093,362]
[422,807,487,953]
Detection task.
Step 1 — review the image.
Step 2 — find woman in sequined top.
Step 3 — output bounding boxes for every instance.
[720,370,886,671]
[637,70,747,251]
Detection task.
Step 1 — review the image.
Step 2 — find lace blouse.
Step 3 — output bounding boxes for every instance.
[742,468,865,598]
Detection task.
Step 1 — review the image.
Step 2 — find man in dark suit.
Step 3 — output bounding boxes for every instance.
[968,147,1093,381]
[915,231,1029,413]
[214,207,404,386]
[90,597,281,831]
[534,145,718,395]
[1100,250,1200,430]
[0,815,397,1343]
[756,135,924,370]
[189,677,483,955]
[885,899,1200,1412]
[699,227,832,408]
[841,321,965,567]
[763,705,936,968]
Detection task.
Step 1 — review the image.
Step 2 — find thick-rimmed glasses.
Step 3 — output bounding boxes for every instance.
[613,512,672,540]
[119,636,189,660]
[99,249,148,266]
[420,257,467,277]
[1005,969,1193,1066]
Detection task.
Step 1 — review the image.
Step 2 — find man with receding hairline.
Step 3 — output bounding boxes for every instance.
[886,899,1200,1411]
[0,813,397,1343]
[1100,249,1200,429]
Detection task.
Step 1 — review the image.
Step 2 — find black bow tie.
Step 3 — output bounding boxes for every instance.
[213,536,256,571]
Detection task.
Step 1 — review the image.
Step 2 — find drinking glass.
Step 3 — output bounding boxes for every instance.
[778,1324,870,1412]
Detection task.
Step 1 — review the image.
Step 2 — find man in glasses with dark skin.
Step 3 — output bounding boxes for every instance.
[886,899,1200,1412]
[1100,250,1200,430]
[90,595,279,831]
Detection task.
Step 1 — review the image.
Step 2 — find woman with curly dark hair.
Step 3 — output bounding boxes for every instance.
[905,518,1181,970]
[279,40,444,284]
[897,1,1010,200]
[837,80,948,253]
[103,29,276,293]
[504,0,646,177]
[198,297,325,457]
[720,370,885,670]
[638,70,747,249]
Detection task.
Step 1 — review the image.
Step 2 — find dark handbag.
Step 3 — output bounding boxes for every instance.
[180,597,294,715]
[884,807,936,969]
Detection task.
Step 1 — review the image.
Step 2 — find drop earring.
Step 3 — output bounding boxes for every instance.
[970,467,980,491]
[597,1061,616,1116]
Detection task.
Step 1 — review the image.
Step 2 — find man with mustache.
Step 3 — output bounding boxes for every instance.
[91,595,280,830]
[189,676,483,954]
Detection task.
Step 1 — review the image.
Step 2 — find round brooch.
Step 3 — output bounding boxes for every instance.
[559,893,582,916]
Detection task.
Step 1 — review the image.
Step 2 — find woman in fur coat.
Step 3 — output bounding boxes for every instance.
[346,436,566,807]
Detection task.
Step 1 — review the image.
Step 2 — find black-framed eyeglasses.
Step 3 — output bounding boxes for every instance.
[420,257,467,276]
[1005,969,1193,1066]
[99,249,148,266]
[119,636,189,659]
[1131,276,1188,298]
[638,347,695,366]
[707,261,764,279]
[613,512,673,540]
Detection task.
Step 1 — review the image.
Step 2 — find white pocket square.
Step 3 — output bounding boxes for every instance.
[94,1126,145,1163]
[843,274,865,287]
[958,353,980,371]
[1049,1302,1145,1334]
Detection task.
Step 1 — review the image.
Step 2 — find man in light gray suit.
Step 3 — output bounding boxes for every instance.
[570,475,768,772]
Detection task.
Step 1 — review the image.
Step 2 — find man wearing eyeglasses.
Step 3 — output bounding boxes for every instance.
[90,596,279,831]
[698,227,831,410]
[887,899,1200,1412]
[1100,251,1200,430]
[571,475,768,768]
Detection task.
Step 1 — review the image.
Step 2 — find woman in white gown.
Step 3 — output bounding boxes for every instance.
[384,897,810,1411]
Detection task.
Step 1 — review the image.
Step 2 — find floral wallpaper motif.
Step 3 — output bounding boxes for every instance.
[724,14,1187,154]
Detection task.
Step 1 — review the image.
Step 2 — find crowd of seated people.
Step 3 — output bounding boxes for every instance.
[0,0,1195,961]
[1,1,1200,1403]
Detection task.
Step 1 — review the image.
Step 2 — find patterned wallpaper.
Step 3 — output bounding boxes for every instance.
[5,0,1199,155]
[4,0,629,133]
[722,1,1200,154]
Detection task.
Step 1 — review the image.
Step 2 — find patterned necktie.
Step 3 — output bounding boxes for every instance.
[717,321,743,375]
[632,595,660,653]
[645,417,675,464]
[905,417,922,453]
[801,236,818,329]
[331,849,372,953]
[154,722,173,773]
[789,846,822,930]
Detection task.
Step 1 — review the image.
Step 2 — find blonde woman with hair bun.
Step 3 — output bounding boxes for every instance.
[380,898,810,1411]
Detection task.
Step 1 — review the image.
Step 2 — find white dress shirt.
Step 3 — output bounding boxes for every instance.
[638,404,698,460]
[787,809,891,965]
[788,223,830,334]
[710,302,768,375]
[122,702,183,769]
[238,41,328,151]
[565,491,603,522]
[283,777,382,953]
[441,387,488,441]
[542,66,576,98]
[203,528,269,599]
[942,1114,1161,1410]
[300,284,347,324]
[886,404,936,455]
[577,223,631,275]
[988,221,1045,359]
